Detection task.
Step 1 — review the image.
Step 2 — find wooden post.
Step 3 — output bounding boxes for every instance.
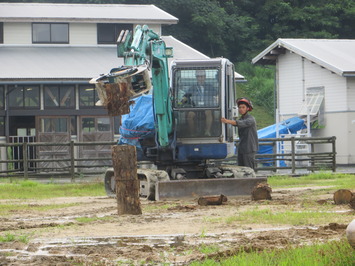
[332,136,336,172]
[23,142,28,180]
[291,137,295,174]
[70,141,75,182]
[112,145,142,215]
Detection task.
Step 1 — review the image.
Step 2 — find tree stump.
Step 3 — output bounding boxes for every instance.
[252,183,272,201]
[333,189,353,205]
[112,145,142,215]
[197,195,227,206]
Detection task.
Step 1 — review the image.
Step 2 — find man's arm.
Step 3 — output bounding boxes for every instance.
[221,117,237,126]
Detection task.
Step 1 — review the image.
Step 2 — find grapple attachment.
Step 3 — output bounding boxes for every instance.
[90,65,151,115]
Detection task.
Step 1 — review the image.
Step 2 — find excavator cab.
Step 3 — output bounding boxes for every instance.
[171,58,237,161]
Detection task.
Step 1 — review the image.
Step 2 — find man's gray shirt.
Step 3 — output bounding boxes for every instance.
[235,113,259,153]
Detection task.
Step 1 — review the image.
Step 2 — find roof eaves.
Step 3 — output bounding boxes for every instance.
[252,38,345,76]
[251,39,281,65]
[2,18,178,24]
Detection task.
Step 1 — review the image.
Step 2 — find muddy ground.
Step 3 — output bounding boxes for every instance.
[0,185,354,265]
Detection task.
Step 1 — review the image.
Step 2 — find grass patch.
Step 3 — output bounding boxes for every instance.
[75,216,113,223]
[268,172,355,190]
[222,208,353,226]
[0,233,29,244]
[198,244,220,255]
[191,239,354,265]
[0,180,105,199]
[0,202,79,216]
[204,205,353,226]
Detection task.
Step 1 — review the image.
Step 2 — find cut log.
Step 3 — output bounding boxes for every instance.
[333,189,353,205]
[198,195,227,206]
[350,197,355,210]
[112,145,142,215]
[252,183,272,201]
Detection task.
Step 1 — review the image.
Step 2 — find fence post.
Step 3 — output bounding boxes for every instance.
[70,141,75,182]
[291,137,295,174]
[310,142,315,172]
[332,136,336,172]
[23,142,28,180]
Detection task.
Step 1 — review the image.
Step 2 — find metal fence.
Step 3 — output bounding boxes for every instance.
[255,136,336,173]
[0,136,336,180]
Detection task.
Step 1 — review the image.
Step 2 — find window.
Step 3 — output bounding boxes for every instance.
[79,85,100,108]
[0,86,4,109]
[8,85,40,109]
[44,85,75,109]
[32,23,69,44]
[97,23,132,44]
[82,117,111,133]
[0,117,4,136]
[0,22,3,44]
[298,86,325,128]
[42,117,68,133]
[173,68,220,108]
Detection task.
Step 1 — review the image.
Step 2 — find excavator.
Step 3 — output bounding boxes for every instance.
[91,25,266,200]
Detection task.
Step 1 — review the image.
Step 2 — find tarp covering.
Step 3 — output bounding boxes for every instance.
[257,116,306,165]
[118,95,155,148]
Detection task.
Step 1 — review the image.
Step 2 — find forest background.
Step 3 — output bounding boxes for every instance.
[10,0,355,128]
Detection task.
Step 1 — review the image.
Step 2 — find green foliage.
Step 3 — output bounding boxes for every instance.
[236,62,275,127]
[191,239,354,266]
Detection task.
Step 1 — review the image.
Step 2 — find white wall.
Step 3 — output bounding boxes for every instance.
[278,51,353,164]
[4,22,32,44]
[70,23,97,45]
[278,52,304,116]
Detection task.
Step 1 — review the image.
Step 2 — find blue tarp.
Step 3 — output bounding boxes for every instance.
[257,116,306,165]
[118,95,155,148]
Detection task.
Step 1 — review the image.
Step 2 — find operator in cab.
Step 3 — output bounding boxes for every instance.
[221,97,258,170]
[181,69,218,136]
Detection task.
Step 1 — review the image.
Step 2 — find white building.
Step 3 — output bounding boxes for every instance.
[253,39,355,164]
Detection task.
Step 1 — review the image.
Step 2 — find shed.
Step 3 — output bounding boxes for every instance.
[252,39,355,164]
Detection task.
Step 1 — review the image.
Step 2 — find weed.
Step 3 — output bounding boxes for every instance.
[0,233,29,244]
[198,244,220,255]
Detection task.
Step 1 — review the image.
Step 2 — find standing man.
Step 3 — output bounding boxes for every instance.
[221,97,258,170]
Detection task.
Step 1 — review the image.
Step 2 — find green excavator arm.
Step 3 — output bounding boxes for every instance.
[91,25,173,147]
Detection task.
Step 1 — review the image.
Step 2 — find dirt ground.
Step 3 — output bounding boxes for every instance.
[0,185,353,265]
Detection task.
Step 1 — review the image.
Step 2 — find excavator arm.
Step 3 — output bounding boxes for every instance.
[91,25,173,147]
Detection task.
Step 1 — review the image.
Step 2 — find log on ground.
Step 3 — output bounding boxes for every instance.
[252,183,272,201]
[198,195,227,206]
[333,189,353,205]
